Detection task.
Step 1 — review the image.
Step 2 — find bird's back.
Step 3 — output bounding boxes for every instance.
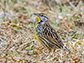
[36,22,64,50]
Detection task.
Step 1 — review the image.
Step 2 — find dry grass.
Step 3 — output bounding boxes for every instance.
[0,0,84,63]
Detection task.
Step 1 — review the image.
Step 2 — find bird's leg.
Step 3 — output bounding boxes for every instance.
[46,49,54,59]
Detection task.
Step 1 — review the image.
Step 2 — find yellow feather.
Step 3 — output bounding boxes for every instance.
[35,24,41,43]
[37,16,41,23]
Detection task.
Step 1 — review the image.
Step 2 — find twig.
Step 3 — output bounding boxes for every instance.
[0,41,12,56]
[64,24,76,42]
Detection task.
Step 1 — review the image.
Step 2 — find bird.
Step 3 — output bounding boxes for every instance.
[34,13,71,53]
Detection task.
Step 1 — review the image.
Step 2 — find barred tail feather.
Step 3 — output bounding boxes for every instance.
[63,46,71,53]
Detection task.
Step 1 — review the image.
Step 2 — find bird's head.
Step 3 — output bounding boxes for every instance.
[34,13,48,24]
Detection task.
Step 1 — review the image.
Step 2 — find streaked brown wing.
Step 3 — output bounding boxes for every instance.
[38,35,62,49]
[42,22,64,49]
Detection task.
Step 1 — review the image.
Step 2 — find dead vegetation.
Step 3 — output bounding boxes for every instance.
[0,0,84,63]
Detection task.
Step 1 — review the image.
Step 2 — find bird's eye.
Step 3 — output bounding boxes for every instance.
[39,14,43,16]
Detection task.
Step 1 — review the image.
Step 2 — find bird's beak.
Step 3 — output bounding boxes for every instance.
[33,13,40,17]
[33,13,41,23]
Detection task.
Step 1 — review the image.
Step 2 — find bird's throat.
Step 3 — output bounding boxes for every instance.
[37,16,41,23]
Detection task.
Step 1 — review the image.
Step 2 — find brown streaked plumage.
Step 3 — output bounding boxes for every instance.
[34,13,71,53]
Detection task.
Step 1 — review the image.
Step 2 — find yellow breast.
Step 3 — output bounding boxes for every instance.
[35,24,41,44]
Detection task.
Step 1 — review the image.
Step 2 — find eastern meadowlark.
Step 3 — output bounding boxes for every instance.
[34,13,71,53]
